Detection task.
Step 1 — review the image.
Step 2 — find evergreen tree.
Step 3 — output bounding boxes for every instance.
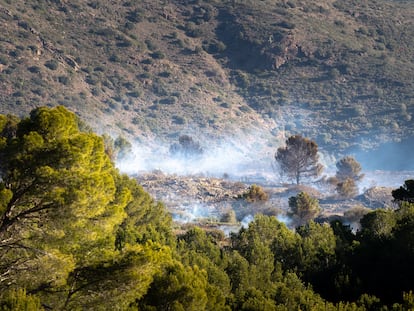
[336,156,364,182]
[288,191,321,225]
[275,135,323,184]
[0,106,172,308]
[392,179,414,204]
[335,156,363,198]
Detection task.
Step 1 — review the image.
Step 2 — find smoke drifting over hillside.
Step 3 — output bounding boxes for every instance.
[116,135,276,181]
[116,133,413,191]
[115,132,413,235]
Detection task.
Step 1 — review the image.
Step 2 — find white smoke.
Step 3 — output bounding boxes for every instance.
[116,134,277,180]
[172,202,216,223]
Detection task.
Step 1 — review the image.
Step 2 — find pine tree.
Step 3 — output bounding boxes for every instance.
[275,135,323,184]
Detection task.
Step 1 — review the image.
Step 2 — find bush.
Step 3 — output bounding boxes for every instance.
[28,66,41,74]
[150,51,165,59]
[109,54,120,62]
[44,59,59,70]
[278,21,295,29]
[127,91,141,98]
[185,22,203,37]
[58,76,69,85]
[242,185,269,203]
[221,209,237,223]
[159,97,176,105]
[172,115,186,125]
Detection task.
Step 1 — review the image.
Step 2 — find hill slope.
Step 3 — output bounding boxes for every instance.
[0,0,413,155]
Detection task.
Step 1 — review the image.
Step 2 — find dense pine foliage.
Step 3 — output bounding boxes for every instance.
[0,107,413,310]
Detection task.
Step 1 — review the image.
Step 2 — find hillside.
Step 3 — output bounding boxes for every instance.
[0,0,413,155]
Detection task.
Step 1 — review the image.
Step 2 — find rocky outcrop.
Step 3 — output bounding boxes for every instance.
[136,172,248,206]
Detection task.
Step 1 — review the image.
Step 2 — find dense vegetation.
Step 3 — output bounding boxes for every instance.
[0,106,413,310]
[0,0,413,154]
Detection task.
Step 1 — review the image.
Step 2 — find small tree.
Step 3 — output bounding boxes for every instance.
[336,156,364,182]
[335,156,364,198]
[275,135,323,184]
[288,192,321,225]
[170,135,203,159]
[114,136,132,160]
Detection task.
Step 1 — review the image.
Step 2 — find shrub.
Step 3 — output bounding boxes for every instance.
[150,51,165,59]
[185,22,203,37]
[28,66,41,74]
[126,9,143,23]
[220,102,231,109]
[44,59,59,70]
[0,56,8,65]
[158,71,171,78]
[172,115,186,125]
[145,39,157,51]
[85,75,99,85]
[109,54,120,62]
[128,91,141,98]
[242,185,269,203]
[221,209,237,223]
[159,97,176,105]
[278,21,295,29]
[58,76,69,85]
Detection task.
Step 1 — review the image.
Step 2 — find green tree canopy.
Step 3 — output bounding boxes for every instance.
[335,156,364,198]
[0,106,172,309]
[288,191,321,226]
[392,179,414,204]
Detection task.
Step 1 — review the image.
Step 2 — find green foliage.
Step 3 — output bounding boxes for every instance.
[175,227,232,311]
[44,59,59,70]
[221,209,237,223]
[115,174,174,249]
[241,184,269,202]
[324,199,414,305]
[0,288,43,311]
[288,191,321,225]
[297,221,336,271]
[392,179,414,203]
[358,209,396,240]
[0,107,173,309]
[64,243,169,310]
[275,135,323,184]
[0,107,414,310]
[137,261,209,311]
[335,156,363,198]
[114,135,133,160]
